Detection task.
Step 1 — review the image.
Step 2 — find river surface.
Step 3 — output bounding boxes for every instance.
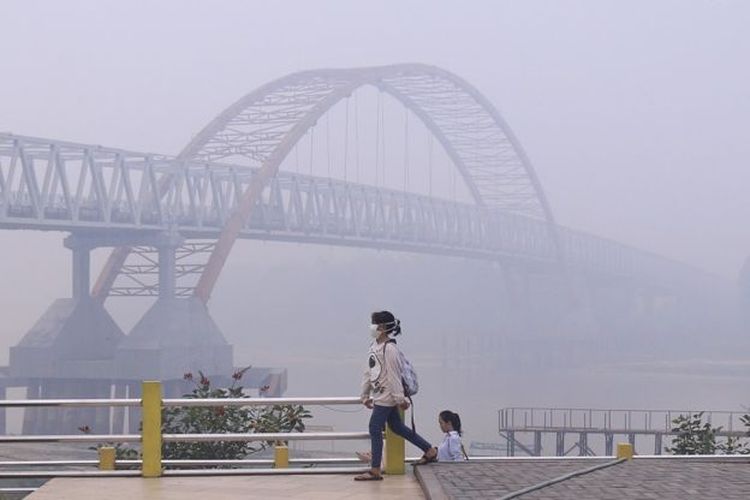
[240,342,750,456]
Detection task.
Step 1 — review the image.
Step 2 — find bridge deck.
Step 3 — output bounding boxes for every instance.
[28,472,424,499]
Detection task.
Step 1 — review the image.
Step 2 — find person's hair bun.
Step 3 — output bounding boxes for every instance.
[391,319,402,336]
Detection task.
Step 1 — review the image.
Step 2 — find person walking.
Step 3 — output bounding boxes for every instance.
[354,310,437,481]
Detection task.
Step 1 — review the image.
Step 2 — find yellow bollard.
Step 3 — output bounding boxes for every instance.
[384,409,406,475]
[274,443,289,468]
[98,446,116,471]
[616,442,634,460]
[141,381,162,477]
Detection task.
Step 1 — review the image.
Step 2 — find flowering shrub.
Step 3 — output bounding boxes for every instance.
[80,367,311,464]
[162,368,311,461]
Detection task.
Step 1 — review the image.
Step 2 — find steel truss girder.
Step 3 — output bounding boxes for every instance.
[0,132,698,295]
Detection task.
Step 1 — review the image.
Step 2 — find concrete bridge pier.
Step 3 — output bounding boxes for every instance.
[2,231,282,435]
[8,235,125,434]
[114,234,234,385]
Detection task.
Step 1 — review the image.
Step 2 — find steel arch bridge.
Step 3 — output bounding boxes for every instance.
[0,65,695,302]
[95,64,558,302]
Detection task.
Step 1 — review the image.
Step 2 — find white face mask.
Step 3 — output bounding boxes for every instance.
[369,324,380,338]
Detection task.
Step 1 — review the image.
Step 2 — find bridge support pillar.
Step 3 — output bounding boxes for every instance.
[70,243,90,300]
[158,245,176,299]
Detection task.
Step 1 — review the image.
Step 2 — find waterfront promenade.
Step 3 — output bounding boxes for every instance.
[28,472,424,499]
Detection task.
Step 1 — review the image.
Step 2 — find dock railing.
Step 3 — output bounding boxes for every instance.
[499,407,748,457]
[500,407,745,434]
[0,380,408,485]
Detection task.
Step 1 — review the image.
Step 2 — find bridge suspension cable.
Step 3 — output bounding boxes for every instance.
[428,132,434,197]
[374,91,382,187]
[325,113,331,178]
[308,126,314,176]
[354,91,360,183]
[343,97,349,182]
[403,107,409,192]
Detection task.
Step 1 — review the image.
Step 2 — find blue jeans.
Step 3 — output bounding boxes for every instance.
[369,404,432,469]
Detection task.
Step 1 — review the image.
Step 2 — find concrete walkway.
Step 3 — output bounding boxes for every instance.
[28,472,424,499]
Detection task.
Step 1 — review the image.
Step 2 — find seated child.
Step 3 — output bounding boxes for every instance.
[436,410,466,461]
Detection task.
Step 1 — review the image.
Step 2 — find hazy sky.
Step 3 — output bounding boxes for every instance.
[1,1,749,351]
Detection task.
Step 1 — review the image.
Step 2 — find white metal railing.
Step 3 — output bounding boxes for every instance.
[0,381,398,480]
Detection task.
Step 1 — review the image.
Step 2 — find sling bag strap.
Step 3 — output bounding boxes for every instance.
[381,340,417,433]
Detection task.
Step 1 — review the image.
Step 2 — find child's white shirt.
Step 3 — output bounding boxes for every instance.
[437,430,463,461]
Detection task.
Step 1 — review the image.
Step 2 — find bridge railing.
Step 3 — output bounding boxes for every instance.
[0,381,407,481]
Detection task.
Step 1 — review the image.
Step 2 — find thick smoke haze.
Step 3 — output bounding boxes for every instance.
[1,0,748,446]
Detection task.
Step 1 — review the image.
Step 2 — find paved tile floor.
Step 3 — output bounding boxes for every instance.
[417,458,750,500]
[28,472,424,499]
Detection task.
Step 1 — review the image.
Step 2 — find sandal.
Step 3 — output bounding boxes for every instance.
[354,471,384,481]
[414,446,438,465]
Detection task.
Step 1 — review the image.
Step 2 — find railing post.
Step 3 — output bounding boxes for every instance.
[384,410,405,475]
[274,443,289,468]
[141,380,162,478]
[98,446,116,470]
[617,442,633,460]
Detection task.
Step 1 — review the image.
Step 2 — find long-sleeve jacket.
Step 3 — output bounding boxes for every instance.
[360,340,406,407]
[437,431,464,461]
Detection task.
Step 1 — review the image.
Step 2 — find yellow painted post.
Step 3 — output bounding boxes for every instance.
[616,442,634,460]
[141,381,162,477]
[98,446,116,470]
[384,410,406,475]
[274,443,289,468]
